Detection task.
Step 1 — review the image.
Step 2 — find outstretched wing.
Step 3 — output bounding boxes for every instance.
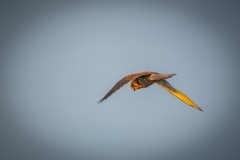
[156,80,203,111]
[98,71,153,103]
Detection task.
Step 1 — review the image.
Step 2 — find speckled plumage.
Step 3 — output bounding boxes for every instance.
[98,71,202,111]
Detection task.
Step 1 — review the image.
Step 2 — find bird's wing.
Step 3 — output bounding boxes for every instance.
[149,73,176,81]
[156,79,203,111]
[98,71,153,103]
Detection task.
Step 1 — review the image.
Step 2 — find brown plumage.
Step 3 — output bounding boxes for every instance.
[98,71,202,111]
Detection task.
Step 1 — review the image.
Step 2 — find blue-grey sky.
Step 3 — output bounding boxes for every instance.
[1,1,240,160]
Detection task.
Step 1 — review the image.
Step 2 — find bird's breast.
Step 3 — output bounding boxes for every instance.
[130,75,155,90]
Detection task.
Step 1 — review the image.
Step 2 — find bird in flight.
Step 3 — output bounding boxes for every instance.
[98,71,202,111]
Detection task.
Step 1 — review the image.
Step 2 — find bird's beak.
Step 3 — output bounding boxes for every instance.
[131,87,136,91]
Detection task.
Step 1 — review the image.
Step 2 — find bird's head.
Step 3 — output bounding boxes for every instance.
[131,85,137,91]
[130,80,141,91]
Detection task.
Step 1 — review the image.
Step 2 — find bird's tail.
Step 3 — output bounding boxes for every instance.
[149,73,176,81]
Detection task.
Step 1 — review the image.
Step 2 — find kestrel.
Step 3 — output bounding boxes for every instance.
[98,71,202,111]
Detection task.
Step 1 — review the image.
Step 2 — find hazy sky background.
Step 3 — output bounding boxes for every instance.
[1,1,240,160]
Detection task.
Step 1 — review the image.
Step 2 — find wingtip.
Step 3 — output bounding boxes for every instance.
[97,99,103,104]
